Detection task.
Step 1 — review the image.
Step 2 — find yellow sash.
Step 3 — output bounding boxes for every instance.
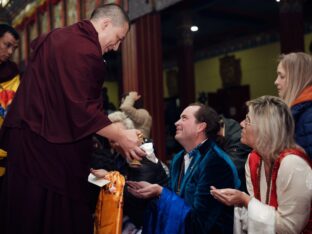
[94,171,125,234]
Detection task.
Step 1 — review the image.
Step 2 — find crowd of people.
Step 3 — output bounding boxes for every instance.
[0,3,311,234]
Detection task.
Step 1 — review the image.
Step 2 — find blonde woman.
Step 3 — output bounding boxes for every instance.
[211,96,312,234]
[275,52,312,158]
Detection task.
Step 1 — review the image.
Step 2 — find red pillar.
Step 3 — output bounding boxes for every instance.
[122,13,166,161]
[279,0,304,53]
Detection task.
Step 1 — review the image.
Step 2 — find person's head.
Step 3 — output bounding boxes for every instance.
[108,111,134,151]
[240,96,298,161]
[175,103,220,152]
[275,52,312,106]
[0,24,19,64]
[90,4,130,55]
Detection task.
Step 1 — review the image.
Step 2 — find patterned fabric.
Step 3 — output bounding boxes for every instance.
[94,171,125,234]
[0,74,20,175]
[0,75,19,128]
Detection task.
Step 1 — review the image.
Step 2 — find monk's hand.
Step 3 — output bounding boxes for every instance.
[210,186,250,208]
[127,181,162,199]
[118,129,146,162]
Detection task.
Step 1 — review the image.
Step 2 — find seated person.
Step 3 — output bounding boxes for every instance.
[127,103,240,234]
[218,116,251,192]
[91,111,168,230]
[211,96,312,233]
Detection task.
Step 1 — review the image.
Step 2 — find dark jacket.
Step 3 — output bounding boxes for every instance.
[222,117,251,192]
[291,85,312,159]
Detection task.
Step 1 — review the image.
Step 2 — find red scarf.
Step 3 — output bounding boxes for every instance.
[249,149,312,233]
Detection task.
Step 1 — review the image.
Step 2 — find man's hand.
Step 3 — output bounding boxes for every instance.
[127,181,163,199]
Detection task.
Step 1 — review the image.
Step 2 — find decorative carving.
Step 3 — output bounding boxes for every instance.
[219,55,242,88]
[166,69,178,97]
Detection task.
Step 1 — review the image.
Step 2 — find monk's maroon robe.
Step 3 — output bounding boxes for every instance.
[0,20,111,234]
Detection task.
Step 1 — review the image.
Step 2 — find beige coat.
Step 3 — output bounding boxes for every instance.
[120,95,152,138]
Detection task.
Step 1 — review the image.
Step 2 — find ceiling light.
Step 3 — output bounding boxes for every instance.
[190,26,198,32]
[0,0,9,7]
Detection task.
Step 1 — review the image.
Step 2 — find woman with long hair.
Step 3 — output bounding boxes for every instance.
[275,52,312,158]
[211,96,312,234]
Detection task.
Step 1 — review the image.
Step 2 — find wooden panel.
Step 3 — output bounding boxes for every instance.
[121,24,138,92]
[39,10,50,34]
[52,1,65,29]
[66,0,80,25]
[84,0,97,19]
[29,21,38,42]
[20,29,27,62]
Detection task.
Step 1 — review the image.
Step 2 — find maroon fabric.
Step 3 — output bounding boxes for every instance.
[0,127,93,234]
[0,20,113,234]
[0,60,19,83]
[3,20,111,143]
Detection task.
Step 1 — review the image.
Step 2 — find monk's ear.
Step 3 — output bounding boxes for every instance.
[101,18,112,30]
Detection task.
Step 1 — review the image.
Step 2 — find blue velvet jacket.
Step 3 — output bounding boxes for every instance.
[143,139,240,234]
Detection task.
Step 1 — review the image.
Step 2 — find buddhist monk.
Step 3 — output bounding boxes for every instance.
[0,4,145,234]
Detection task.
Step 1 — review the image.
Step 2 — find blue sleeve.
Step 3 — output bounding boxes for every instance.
[143,188,191,234]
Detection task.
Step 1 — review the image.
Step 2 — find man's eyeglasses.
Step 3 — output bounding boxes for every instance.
[243,114,256,127]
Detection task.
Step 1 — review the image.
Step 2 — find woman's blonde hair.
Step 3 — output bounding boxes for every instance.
[247,96,298,161]
[278,52,312,106]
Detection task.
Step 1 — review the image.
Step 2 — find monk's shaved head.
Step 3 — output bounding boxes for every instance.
[91,4,130,27]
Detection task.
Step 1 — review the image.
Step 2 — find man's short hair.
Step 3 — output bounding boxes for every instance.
[0,24,19,40]
[190,103,221,140]
[90,3,130,27]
